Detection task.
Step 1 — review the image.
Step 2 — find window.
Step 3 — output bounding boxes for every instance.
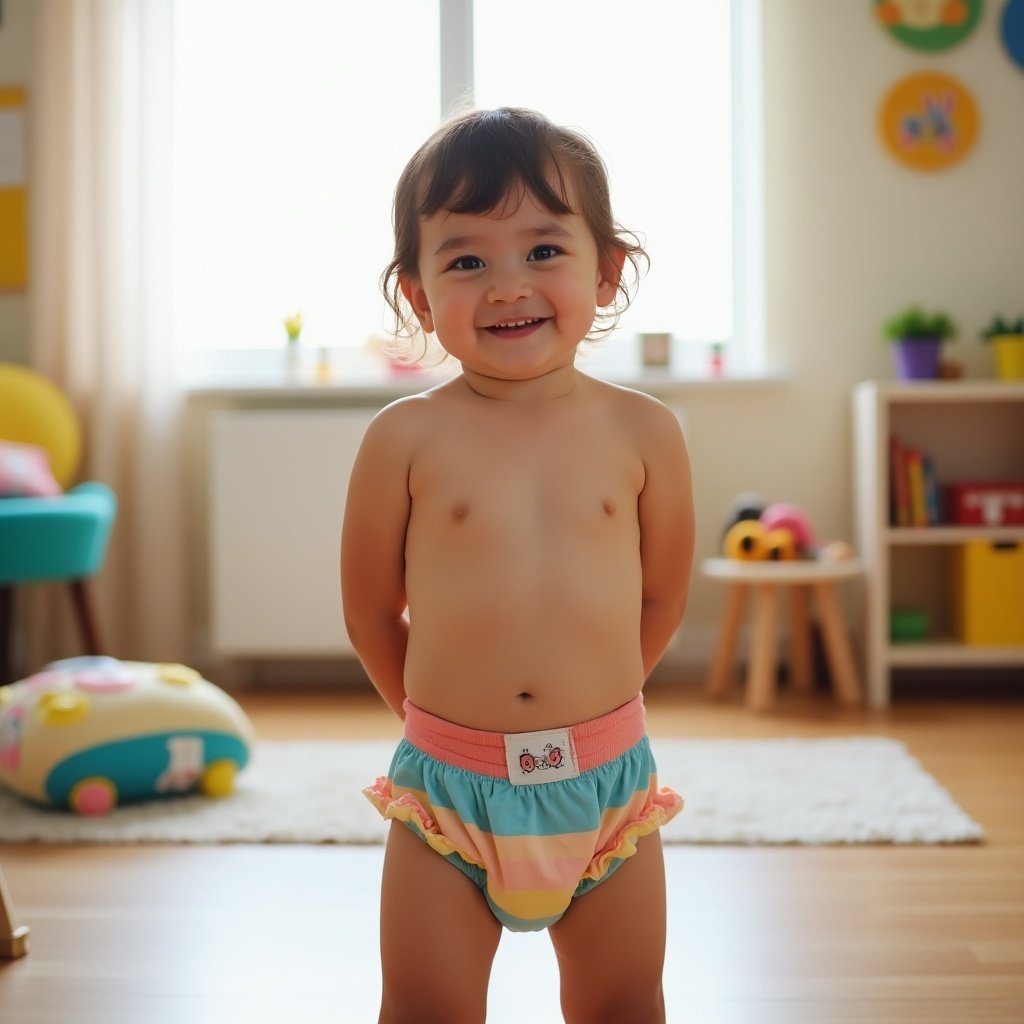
[172,0,762,376]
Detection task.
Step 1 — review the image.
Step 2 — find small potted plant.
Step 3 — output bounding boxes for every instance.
[981,315,1024,380]
[884,306,956,381]
[283,311,303,380]
[283,311,303,344]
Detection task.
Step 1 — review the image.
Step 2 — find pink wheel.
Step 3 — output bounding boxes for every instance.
[69,777,118,816]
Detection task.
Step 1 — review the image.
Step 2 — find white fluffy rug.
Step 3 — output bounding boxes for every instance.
[0,737,983,846]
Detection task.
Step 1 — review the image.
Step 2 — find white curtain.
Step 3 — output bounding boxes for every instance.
[28,0,188,666]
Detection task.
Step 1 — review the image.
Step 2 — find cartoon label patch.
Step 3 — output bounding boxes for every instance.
[503,727,579,786]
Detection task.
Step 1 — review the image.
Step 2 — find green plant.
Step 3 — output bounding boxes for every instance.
[283,311,303,342]
[980,314,1024,340]
[884,306,957,342]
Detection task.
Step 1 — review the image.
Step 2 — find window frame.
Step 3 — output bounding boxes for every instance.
[439,0,764,375]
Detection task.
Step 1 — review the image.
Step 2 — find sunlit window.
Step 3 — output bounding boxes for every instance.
[172,0,760,371]
[172,1,440,355]
[475,1,733,341]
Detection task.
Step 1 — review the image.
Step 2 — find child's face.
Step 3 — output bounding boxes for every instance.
[400,187,622,382]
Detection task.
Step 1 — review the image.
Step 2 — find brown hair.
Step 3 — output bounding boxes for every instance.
[381,107,648,354]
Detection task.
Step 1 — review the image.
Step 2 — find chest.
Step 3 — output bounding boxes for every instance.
[408,411,643,535]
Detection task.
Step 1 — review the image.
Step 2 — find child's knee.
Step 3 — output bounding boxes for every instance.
[380,983,488,1024]
[561,984,665,1024]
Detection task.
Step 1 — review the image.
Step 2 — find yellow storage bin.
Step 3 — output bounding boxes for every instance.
[954,541,1024,646]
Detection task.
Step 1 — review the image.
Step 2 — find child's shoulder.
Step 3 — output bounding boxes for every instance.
[362,378,460,444]
[583,374,682,436]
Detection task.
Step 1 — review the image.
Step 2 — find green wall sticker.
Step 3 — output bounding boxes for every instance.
[874,0,983,51]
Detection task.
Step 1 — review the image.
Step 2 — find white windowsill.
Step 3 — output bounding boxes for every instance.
[183,342,787,403]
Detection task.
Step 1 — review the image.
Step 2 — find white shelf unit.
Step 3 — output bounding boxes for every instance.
[853,380,1024,707]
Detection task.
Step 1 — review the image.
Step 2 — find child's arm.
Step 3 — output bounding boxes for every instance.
[637,403,695,678]
[340,405,415,719]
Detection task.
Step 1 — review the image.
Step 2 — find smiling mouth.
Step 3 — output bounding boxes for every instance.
[487,317,546,334]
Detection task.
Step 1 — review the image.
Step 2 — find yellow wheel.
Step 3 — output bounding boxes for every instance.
[201,758,237,798]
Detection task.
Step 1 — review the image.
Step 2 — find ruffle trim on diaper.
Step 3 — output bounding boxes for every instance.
[582,787,684,883]
[363,776,484,868]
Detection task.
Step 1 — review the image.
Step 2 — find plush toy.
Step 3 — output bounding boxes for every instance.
[722,492,767,534]
[760,502,816,554]
[723,518,768,560]
[721,496,816,561]
[818,540,855,561]
[763,527,799,561]
[0,657,254,815]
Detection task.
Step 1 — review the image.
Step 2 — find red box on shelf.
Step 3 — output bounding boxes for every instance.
[945,482,1024,526]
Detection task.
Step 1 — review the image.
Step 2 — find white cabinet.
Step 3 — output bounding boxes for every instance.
[209,409,375,656]
[853,380,1024,707]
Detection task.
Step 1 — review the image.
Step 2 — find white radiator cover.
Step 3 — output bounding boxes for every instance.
[209,409,375,656]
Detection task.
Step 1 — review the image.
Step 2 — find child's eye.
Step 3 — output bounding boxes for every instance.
[448,255,484,271]
[527,245,561,262]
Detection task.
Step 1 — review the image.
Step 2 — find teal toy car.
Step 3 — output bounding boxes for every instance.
[0,658,254,815]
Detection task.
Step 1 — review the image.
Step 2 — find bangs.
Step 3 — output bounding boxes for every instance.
[417,110,575,219]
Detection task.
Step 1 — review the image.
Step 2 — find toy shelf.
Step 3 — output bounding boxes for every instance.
[886,641,1024,668]
[853,379,1024,707]
[886,525,1024,545]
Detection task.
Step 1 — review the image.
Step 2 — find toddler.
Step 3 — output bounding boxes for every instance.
[342,107,694,1024]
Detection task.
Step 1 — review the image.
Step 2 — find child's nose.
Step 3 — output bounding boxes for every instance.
[487,267,532,303]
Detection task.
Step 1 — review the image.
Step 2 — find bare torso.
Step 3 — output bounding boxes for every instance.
[402,374,646,731]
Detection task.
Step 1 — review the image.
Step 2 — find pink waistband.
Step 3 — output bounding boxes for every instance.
[401,695,647,779]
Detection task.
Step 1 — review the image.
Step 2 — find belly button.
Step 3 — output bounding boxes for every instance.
[603,500,615,516]
[516,692,533,701]
[452,502,470,522]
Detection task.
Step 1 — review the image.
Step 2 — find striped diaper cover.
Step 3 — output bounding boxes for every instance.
[363,694,683,932]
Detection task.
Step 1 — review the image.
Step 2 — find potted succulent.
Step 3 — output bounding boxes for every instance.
[981,315,1024,380]
[884,306,956,381]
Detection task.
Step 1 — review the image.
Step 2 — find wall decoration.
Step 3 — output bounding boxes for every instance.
[1002,0,1024,70]
[879,72,979,170]
[874,0,983,51]
[0,87,27,290]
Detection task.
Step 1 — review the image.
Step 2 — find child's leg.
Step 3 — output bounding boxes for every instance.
[548,832,668,1024]
[378,820,503,1024]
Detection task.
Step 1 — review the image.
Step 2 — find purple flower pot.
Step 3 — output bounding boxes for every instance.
[892,338,941,380]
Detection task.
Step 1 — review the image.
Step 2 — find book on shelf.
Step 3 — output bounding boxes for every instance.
[923,454,942,526]
[889,435,941,527]
[907,449,928,526]
[889,435,910,526]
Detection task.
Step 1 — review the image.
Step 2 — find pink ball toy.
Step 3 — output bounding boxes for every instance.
[760,502,815,553]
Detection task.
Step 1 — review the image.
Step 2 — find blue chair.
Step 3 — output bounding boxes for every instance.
[0,363,117,682]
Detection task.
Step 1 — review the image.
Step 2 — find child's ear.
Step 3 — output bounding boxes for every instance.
[597,247,627,307]
[399,275,435,334]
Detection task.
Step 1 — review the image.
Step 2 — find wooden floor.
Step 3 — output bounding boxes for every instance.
[2,683,1023,1023]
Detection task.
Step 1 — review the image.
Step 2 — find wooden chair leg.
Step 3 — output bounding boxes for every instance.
[0,865,30,959]
[813,581,863,707]
[0,585,11,684]
[706,584,748,699]
[747,584,779,712]
[788,584,814,692]
[68,580,102,655]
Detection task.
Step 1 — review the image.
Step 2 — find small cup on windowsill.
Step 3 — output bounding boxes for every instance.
[640,332,671,369]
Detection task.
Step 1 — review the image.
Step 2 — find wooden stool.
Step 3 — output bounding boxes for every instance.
[702,558,864,712]
[0,864,29,959]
